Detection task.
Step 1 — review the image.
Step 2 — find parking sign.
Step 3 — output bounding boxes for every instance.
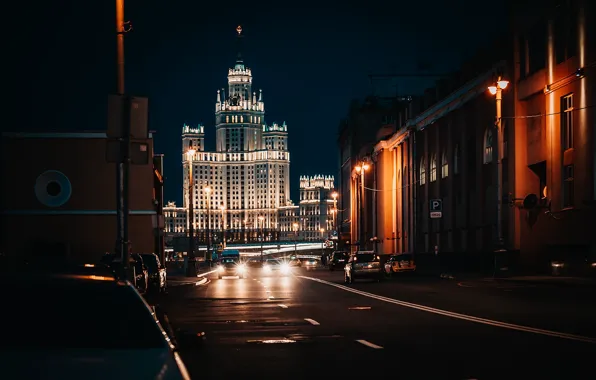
[430,199,442,219]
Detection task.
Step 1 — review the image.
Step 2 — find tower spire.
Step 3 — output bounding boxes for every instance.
[235,25,243,65]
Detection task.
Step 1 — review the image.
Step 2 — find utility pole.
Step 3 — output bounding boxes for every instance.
[115,0,131,277]
[186,151,196,276]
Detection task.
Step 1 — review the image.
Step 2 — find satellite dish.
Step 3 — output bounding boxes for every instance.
[522,193,539,210]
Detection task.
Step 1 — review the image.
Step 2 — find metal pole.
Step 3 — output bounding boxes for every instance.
[186,159,195,276]
[360,170,365,251]
[207,194,211,262]
[115,0,131,278]
[495,85,503,247]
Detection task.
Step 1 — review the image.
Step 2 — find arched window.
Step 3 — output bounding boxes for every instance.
[441,152,449,178]
[483,128,494,164]
[454,144,460,174]
[430,154,437,182]
[419,158,426,185]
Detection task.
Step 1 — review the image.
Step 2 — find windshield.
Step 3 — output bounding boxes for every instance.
[355,254,376,262]
[266,259,281,265]
[141,254,158,272]
[1,278,168,349]
[394,254,413,261]
[221,258,238,264]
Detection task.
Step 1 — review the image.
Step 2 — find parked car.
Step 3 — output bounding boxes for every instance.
[140,253,167,293]
[344,251,383,283]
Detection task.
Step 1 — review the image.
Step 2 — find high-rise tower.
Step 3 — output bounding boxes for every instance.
[175,26,292,244]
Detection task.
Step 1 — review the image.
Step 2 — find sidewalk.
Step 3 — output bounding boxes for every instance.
[491,275,596,289]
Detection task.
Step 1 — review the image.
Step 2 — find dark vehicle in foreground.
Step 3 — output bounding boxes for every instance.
[328,251,349,271]
[140,253,167,292]
[102,253,149,294]
[0,265,201,379]
[344,251,383,283]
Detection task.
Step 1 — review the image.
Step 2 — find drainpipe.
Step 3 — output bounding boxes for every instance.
[411,128,418,254]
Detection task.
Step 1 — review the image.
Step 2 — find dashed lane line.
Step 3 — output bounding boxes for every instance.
[304,318,320,326]
[298,275,596,344]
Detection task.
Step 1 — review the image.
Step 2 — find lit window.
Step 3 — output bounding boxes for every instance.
[441,152,448,179]
[561,94,573,150]
[483,128,494,164]
[430,155,437,182]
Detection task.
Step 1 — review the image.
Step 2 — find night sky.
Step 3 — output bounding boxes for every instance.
[16,0,507,205]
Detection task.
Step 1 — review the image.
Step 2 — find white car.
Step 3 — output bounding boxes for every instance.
[0,265,201,379]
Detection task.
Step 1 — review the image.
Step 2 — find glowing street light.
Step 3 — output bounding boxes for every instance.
[487,76,509,249]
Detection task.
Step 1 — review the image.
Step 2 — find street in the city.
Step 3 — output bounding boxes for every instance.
[156,267,596,379]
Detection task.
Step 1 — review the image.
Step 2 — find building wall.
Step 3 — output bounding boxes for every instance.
[341,0,595,273]
[513,0,596,271]
[0,133,156,262]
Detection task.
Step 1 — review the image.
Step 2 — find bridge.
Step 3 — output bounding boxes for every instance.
[166,241,330,258]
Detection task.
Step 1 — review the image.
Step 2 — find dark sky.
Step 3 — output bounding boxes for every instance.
[15,0,507,205]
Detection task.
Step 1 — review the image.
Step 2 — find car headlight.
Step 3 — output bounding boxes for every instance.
[280,263,290,273]
[237,264,246,272]
[263,265,271,272]
[217,266,224,272]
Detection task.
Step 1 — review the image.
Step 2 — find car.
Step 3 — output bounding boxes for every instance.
[262,259,292,276]
[344,251,383,283]
[217,257,247,279]
[0,265,201,379]
[140,253,167,293]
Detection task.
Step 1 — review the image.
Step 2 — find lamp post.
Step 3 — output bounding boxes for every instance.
[293,222,299,256]
[355,161,370,250]
[331,191,338,250]
[204,186,212,264]
[488,77,509,249]
[185,149,196,277]
[259,216,265,262]
[220,205,226,249]
[320,228,325,256]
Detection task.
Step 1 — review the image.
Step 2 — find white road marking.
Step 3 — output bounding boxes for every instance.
[298,275,596,344]
[348,306,372,310]
[278,304,288,308]
[197,269,218,278]
[304,318,320,326]
[356,339,383,349]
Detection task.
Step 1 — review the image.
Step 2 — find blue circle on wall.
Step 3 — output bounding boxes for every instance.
[34,170,72,208]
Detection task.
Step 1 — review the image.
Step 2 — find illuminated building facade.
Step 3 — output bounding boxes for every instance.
[340,0,595,273]
[297,175,336,241]
[168,27,291,244]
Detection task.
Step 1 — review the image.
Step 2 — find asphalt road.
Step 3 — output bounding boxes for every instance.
[157,266,596,379]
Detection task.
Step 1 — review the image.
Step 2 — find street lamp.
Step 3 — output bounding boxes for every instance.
[355,161,370,250]
[185,149,196,277]
[220,205,226,249]
[258,216,265,262]
[331,191,338,250]
[293,222,299,256]
[488,77,509,249]
[320,228,325,256]
[204,186,212,264]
